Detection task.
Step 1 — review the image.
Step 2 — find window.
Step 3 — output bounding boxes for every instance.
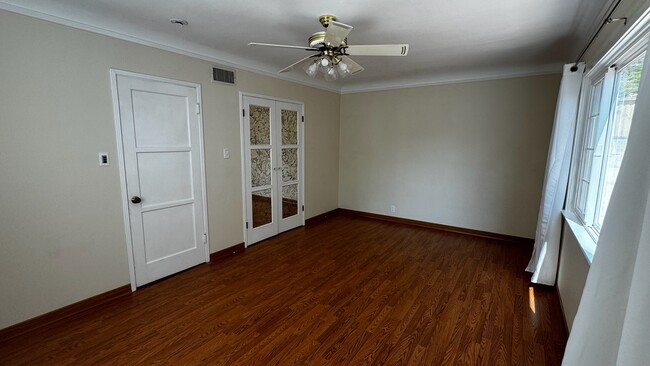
[570,50,646,240]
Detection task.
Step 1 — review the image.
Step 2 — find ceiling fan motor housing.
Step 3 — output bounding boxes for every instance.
[309,31,326,48]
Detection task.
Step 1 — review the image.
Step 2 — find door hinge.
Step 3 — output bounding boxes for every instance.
[302,205,305,212]
[203,233,207,244]
[196,103,201,115]
[301,116,304,122]
[246,222,249,229]
[242,109,246,117]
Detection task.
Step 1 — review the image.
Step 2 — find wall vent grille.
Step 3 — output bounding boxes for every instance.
[212,66,235,85]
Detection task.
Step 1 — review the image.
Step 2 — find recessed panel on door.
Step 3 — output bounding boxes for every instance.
[137,152,193,205]
[142,204,197,263]
[132,91,190,147]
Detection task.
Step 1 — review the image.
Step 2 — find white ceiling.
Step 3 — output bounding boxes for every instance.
[1,0,612,93]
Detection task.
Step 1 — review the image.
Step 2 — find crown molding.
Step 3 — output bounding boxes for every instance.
[340,64,563,94]
[2,2,565,96]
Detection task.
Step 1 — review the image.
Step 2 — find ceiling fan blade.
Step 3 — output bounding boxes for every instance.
[279,55,318,73]
[340,56,364,75]
[345,44,409,56]
[324,21,353,47]
[248,42,318,51]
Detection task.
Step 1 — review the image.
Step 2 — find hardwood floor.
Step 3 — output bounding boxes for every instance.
[0,216,567,365]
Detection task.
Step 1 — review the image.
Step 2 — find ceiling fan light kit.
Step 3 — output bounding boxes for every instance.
[249,14,409,81]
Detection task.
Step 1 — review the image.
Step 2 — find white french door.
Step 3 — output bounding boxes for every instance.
[112,71,208,288]
[242,95,304,245]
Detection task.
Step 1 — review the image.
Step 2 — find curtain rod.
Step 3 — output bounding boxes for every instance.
[571,0,626,71]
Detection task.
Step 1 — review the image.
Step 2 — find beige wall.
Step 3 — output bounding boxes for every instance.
[339,75,560,238]
[0,10,340,329]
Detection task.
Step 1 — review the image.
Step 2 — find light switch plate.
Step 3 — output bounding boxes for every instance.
[223,148,230,159]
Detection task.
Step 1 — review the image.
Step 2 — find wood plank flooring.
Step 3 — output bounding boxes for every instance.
[0,216,567,365]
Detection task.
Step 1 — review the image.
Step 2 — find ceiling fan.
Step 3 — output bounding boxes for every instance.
[248,14,409,81]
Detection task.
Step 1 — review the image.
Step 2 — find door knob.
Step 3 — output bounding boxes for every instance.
[131,196,142,204]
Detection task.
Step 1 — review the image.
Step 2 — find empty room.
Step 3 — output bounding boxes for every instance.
[2,0,650,364]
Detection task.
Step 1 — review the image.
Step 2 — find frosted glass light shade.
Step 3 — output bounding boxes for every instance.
[304,61,318,78]
[337,61,350,78]
[324,66,338,81]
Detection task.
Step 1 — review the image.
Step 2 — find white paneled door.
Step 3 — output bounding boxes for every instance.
[113,71,208,287]
[242,95,304,245]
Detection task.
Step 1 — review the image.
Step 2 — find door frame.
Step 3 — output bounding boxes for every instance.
[238,92,305,247]
[110,69,210,291]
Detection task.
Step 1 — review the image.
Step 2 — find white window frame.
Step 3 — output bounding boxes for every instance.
[567,29,649,243]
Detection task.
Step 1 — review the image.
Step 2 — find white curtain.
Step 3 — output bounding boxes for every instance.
[562,50,650,365]
[526,63,585,285]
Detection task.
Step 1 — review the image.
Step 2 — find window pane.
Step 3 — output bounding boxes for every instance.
[590,81,603,116]
[595,53,645,228]
[576,180,589,216]
[575,81,603,217]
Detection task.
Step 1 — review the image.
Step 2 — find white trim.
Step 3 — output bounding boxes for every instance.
[239,92,305,106]
[109,69,210,289]
[3,2,569,95]
[109,69,136,292]
[238,92,249,247]
[196,83,211,263]
[340,64,563,94]
[562,210,596,264]
[566,75,591,222]
[110,68,207,89]
[300,102,306,227]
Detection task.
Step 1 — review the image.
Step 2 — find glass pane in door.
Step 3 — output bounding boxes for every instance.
[252,188,272,228]
[250,106,270,145]
[282,184,298,218]
[281,109,298,145]
[282,148,298,182]
[250,149,271,187]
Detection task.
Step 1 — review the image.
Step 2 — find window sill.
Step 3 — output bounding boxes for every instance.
[562,210,596,264]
